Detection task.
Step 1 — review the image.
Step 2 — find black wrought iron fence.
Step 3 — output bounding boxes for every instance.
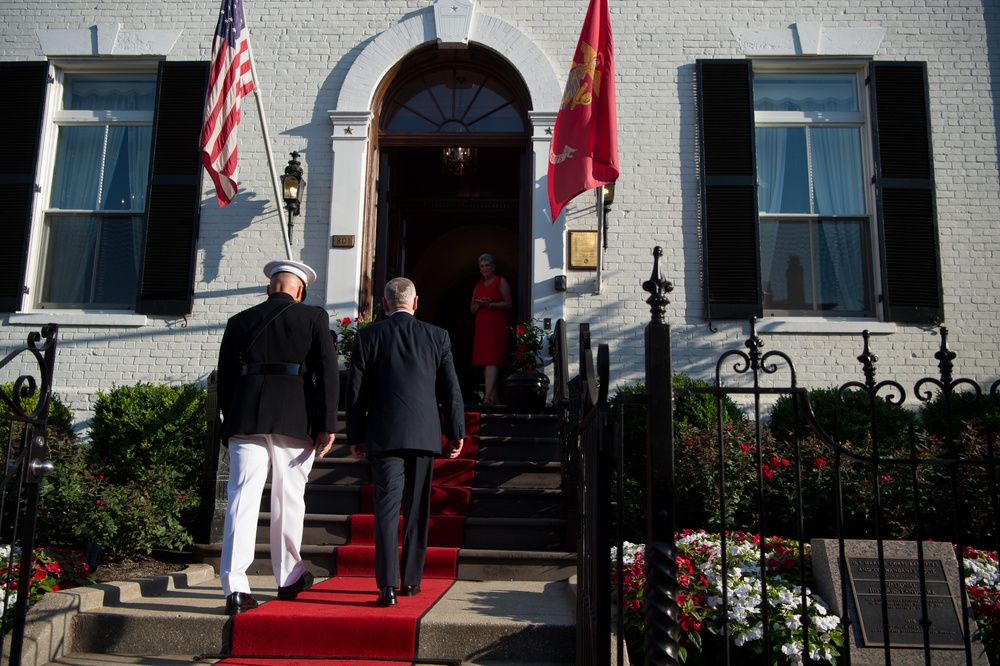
[0,326,58,666]
[568,246,1000,665]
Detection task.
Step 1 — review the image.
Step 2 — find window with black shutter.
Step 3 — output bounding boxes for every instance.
[696,59,943,324]
[1,60,207,317]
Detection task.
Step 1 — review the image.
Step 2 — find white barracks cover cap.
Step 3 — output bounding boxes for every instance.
[263,259,317,286]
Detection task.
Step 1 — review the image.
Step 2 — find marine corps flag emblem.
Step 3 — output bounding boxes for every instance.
[547,0,619,222]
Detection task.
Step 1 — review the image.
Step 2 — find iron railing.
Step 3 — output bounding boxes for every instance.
[0,326,58,666]
[569,245,1000,665]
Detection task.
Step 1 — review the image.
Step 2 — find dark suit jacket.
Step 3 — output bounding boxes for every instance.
[218,292,339,443]
[345,311,464,456]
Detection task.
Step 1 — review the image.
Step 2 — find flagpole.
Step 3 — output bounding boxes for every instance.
[245,36,293,260]
[596,186,604,294]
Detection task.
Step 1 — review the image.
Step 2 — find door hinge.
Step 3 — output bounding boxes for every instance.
[34,184,41,193]
[22,286,29,295]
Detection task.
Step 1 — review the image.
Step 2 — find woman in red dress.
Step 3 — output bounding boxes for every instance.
[470,253,512,405]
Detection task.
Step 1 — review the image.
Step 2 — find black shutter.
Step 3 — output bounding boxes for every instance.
[0,62,48,312]
[870,62,944,324]
[696,60,762,320]
[137,61,209,316]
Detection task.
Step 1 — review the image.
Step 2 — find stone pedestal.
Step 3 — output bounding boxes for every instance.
[812,539,989,665]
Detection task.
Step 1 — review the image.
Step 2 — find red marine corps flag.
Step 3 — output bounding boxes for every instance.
[547,0,619,222]
[201,0,255,207]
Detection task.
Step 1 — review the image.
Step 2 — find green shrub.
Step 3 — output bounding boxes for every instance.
[88,383,206,488]
[673,374,744,430]
[919,388,1000,440]
[37,431,199,559]
[767,387,918,454]
[611,375,744,543]
[0,382,74,442]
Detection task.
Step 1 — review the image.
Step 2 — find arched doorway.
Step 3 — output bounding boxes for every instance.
[367,44,532,399]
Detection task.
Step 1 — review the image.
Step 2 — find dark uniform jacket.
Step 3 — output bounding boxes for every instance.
[344,311,464,456]
[218,292,339,443]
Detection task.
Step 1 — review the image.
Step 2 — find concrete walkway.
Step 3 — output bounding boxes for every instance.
[6,564,578,666]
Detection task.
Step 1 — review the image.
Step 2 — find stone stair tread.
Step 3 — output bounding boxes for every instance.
[36,567,575,663]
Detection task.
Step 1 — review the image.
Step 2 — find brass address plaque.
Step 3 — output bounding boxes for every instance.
[332,235,355,248]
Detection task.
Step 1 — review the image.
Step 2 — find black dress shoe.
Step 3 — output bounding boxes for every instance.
[398,585,421,597]
[225,591,259,615]
[376,586,397,607]
[277,571,314,600]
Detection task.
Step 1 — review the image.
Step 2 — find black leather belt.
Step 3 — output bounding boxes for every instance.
[241,362,302,376]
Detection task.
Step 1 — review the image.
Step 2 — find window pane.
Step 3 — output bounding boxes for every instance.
[51,126,151,211]
[761,218,871,314]
[41,215,99,304]
[41,214,143,308]
[51,126,105,209]
[385,67,524,133]
[809,127,865,215]
[754,73,857,112]
[63,74,156,111]
[815,219,869,312]
[756,127,810,214]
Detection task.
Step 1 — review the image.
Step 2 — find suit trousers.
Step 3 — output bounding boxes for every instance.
[220,433,315,596]
[369,452,435,589]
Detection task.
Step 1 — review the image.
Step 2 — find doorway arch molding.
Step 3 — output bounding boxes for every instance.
[326,3,565,330]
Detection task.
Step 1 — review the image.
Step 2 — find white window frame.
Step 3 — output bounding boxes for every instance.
[16,60,159,325]
[751,61,893,333]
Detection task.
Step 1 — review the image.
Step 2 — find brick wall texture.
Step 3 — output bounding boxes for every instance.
[0,0,997,429]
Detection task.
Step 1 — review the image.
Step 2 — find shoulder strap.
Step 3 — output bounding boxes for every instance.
[239,300,296,363]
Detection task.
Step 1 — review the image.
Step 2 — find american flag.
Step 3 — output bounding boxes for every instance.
[201,0,255,207]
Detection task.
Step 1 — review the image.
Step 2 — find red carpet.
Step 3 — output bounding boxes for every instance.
[222,413,481,661]
[334,545,457,578]
[229,577,453,658]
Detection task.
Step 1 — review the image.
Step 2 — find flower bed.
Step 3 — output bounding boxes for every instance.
[617,533,1000,664]
[615,531,844,664]
[963,546,1000,661]
[0,546,92,632]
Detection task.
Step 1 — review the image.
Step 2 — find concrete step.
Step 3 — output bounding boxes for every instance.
[303,458,563,487]
[22,565,576,666]
[188,545,576,580]
[295,486,566,517]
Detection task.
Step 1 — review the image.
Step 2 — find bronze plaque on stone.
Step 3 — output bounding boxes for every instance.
[848,557,964,648]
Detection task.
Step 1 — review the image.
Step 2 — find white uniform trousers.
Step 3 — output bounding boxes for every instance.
[220,433,315,596]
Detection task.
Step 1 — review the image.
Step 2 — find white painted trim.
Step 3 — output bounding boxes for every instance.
[756,318,896,335]
[8,312,148,327]
[732,23,885,57]
[327,4,564,321]
[36,24,181,56]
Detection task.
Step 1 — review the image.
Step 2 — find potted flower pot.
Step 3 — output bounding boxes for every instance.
[503,371,550,414]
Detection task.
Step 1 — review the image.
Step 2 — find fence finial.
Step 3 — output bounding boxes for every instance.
[857,330,878,389]
[642,246,673,324]
[935,326,955,386]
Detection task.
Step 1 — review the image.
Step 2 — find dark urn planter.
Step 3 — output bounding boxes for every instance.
[503,371,550,414]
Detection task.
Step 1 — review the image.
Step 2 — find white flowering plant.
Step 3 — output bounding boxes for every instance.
[613,531,845,664]
[962,545,1000,662]
[0,545,93,632]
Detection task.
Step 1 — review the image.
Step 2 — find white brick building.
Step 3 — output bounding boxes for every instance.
[0,0,997,429]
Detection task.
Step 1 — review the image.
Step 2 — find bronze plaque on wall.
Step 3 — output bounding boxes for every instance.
[848,557,964,648]
[568,231,598,270]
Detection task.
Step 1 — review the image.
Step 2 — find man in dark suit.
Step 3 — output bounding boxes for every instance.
[217,259,339,615]
[345,277,465,607]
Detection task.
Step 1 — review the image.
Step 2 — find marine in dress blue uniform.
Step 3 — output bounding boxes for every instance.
[216,259,339,615]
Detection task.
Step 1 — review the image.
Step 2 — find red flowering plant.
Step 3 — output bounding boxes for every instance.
[613,531,844,664]
[0,546,93,632]
[333,310,375,369]
[961,545,1000,662]
[510,319,546,373]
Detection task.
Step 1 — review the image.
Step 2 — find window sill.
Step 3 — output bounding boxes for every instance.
[8,311,148,327]
[756,317,896,335]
